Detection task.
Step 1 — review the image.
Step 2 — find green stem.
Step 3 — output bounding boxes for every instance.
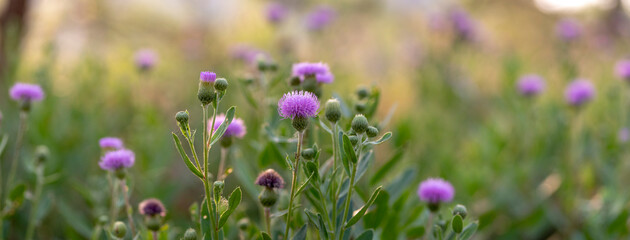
[121,179,136,236]
[25,164,44,240]
[217,147,227,181]
[110,177,120,226]
[185,136,202,170]
[284,131,304,239]
[7,111,27,191]
[264,207,271,234]
[340,134,363,240]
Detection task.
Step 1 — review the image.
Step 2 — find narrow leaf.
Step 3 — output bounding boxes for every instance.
[210,106,236,146]
[452,215,463,233]
[459,222,478,240]
[292,224,308,240]
[172,133,203,179]
[218,187,242,228]
[365,132,392,146]
[342,134,357,164]
[344,186,382,228]
[356,229,374,240]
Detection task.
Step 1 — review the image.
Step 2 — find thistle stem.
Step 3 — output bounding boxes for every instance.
[284,131,304,239]
[152,231,158,240]
[110,177,120,225]
[339,134,363,240]
[264,207,271,234]
[25,163,44,240]
[217,147,228,181]
[7,111,27,191]
[121,179,136,236]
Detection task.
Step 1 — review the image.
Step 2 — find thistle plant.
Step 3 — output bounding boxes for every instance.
[172,71,241,240]
[255,169,284,234]
[138,198,166,240]
[99,147,136,236]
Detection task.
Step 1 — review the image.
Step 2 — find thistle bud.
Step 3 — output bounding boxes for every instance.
[348,135,359,145]
[351,114,369,134]
[301,148,316,160]
[452,204,468,219]
[112,221,127,239]
[35,145,49,166]
[289,76,301,86]
[325,99,342,123]
[145,216,162,232]
[197,81,215,106]
[354,102,366,113]
[214,78,229,92]
[237,218,250,230]
[258,187,279,207]
[292,116,309,132]
[183,228,197,240]
[176,111,190,136]
[356,87,370,100]
[213,181,224,201]
[366,126,379,138]
[115,168,127,179]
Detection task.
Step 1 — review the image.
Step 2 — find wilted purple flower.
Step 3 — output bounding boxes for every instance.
[556,18,582,42]
[449,9,476,41]
[99,137,124,150]
[9,83,44,102]
[255,169,285,189]
[278,90,320,119]
[134,49,158,71]
[200,71,217,83]
[139,198,166,217]
[305,5,335,31]
[266,2,288,24]
[615,60,630,80]
[565,79,595,106]
[619,128,629,143]
[99,149,135,170]
[517,74,545,97]
[418,178,455,204]
[292,62,333,84]
[210,114,246,138]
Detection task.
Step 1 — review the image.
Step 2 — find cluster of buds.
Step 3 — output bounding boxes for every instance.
[197,71,229,106]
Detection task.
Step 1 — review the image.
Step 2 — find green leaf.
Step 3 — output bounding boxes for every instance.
[345,186,382,228]
[172,133,204,179]
[295,173,315,197]
[305,161,320,183]
[319,117,333,134]
[342,134,357,164]
[355,150,373,183]
[459,221,478,240]
[210,106,236,146]
[0,134,8,157]
[406,226,425,238]
[9,183,26,203]
[356,229,374,240]
[452,215,463,233]
[292,224,308,240]
[365,132,392,146]
[218,187,242,228]
[370,149,404,185]
[200,198,211,240]
[317,213,329,240]
[258,232,272,240]
[338,132,350,175]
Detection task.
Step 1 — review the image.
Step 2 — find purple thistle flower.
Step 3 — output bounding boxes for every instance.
[556,18,582,42]
[278,90,320,119]
[229,44,271,67]
[292,62,334,84]
[418,178,455,204]
[305,5,335,31]
[315,72,334,84]
[99,137,124,150]
[565,79,595,106]
[517,74,545,97]
[210,114,247,138]
[200,71,217,83]
[619,128,629,143]
[615,60,630,80]
[449,9,476,41]
[134,49,158,71]
[255,169,285,189]
[266,2,288,24]
[139,198,166,217]
[9,83,44,102]
[99,149,135,171]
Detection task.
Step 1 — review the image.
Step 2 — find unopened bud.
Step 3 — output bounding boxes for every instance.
[183,228,197,240]
[237,218,250,231]
[366,126,379,138]
[35,145,49,165]
[112,221,127,238]
[354,102,366,113]
[289,76,301,86]
[348,135,359,145]
[325,99,342,123]
[452,204,468,219]
[214,78,228,92]
[351,114,369,134]
[356,87,370,100]
[258,187,279,207]
[301,148,316,160]
[197,81,215,106]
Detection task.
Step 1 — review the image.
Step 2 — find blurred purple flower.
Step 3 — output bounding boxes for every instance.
[517,74,545,97]
[266,2,288,24]
[619,128,629,143]
[9,83,44,102]
[230,44,270,66]
[418,178,454,204]
[255,169,285,189]
[305,5,335,31]
[450,9,476,41]
[139,198,166,217]
[200,71,217,83]
[99,149,135,170]
[99,137,124,150]
[615,59,630,80]
[134,49,158,71]
[292,62,334,84]
[278,90,320,119]
[565,79,595,106]
[210,114,246,138]
[556,18,582,42]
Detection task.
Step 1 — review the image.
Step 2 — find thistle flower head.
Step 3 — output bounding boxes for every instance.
[230,44,270,66]
[517,74,545,97]
[418,178,455,204]
[99,149,135,171]
[99,137,124,150]
[565,79,595,106]
[139,198,166,217]
[449,9,476,40]
[255,169,285,189]
[305,5,336,31]
[556,18,581,42]
[9,83,44,102]
[266,2,288,24]
[200,71,217,83]
[615,60,630,80]
[292,62,332,84]
[210,114,246,139]
[134,49,157,71]
[278,91,320,120]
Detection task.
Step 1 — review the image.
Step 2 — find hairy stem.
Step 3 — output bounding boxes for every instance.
[265,207,271,234]
[121,179,136,236]
[25,163,44,240]
[284,131,304,239]
[340,134,364,240]
[110,177,120,225]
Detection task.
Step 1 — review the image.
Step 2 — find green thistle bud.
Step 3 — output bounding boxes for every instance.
[145,216,162,232]
[183,228,197,240]
[289,76,301,87]
[356,87,370,100]
[325,99,342,123]
[452,204,468,219]
[354,102,366,113]
[115,168,126,179]
[214,78,229,92]
[176,110,190,136]
[197,81,215,106]
[366,126,379,138]
[292,117,309,132]
[348,135,359,146]
[258,187,279,207]
[213,181,224,201]
[112,221,127,239]
[351,114,369,134]
[301,148,316,160]
[347,129,356,136]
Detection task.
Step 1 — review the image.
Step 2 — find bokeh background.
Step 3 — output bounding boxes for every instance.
[1,0,630,239]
